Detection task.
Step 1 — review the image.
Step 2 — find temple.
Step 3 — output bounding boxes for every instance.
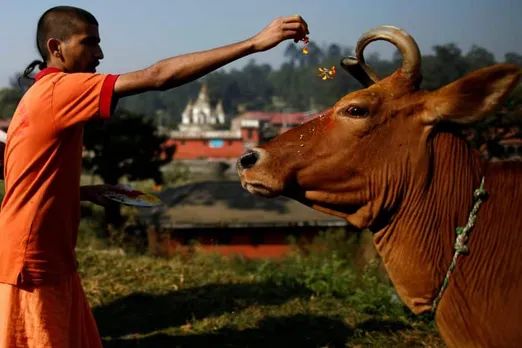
[179,82,225,132]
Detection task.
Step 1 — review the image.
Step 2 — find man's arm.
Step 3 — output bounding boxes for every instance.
[113,15,309,98]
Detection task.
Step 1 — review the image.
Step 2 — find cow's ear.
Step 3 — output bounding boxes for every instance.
[420,64,521,125]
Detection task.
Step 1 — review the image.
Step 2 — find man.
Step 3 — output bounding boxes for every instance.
[0,5,309,347]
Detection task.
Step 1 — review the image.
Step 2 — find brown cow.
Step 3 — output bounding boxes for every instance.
[237,25,522,348]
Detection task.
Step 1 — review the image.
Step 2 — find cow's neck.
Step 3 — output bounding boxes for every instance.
[372,130,484,314]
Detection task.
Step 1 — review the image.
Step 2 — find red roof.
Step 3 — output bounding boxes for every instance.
[270,113,308,125]
[234,112,276,122]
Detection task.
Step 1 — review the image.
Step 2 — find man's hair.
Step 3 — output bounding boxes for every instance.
[21,6,98,83]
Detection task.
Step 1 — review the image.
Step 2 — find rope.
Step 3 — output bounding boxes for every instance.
[431,176,488,314]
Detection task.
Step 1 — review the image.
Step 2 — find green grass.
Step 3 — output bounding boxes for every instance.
[1,177,445,347]
[77,232,445,348]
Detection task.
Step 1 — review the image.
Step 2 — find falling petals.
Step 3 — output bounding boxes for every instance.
[300,36,310,54]
[317,66,336,80]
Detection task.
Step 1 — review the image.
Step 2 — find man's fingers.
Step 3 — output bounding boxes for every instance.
[283,29,307,41]
[282,22,306,32]
[282,22,308,41]
[284,14,304,23]
[283,30,302,41]
[282,14,309,33]
[282,22,303,31]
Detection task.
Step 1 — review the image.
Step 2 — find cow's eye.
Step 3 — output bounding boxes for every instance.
[344,105,369,118]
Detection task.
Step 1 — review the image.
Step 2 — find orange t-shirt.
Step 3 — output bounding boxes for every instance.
[0,67,119,286]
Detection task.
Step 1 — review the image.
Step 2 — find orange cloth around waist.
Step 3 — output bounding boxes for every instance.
[0,272,103,348]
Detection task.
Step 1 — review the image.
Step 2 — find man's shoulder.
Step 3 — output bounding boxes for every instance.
[55,72,109,81]
[36,71,108,86]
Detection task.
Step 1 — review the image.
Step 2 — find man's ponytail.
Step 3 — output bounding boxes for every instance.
[18,60,46,90]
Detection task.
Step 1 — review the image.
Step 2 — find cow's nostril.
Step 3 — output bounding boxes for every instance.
[239,150,259,169]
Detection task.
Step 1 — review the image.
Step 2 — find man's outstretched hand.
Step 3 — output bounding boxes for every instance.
[251,15,309,52]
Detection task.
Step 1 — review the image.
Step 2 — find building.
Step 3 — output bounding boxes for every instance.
[164,83,257,160]
[138,180,354,259]
[179,82,225,131]
[164,83,325,161]
[231,110,322,134]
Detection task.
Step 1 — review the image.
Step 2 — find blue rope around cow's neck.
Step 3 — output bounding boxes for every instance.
[431,176,488,315]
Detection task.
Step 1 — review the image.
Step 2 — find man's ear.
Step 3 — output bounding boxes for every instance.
[46,38,62,59]
[421,63,521,125]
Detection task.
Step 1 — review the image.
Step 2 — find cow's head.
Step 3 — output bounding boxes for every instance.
[237,25,521,230]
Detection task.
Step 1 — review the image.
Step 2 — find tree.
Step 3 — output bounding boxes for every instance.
[82,109,176,228]
[304,41,324,66]
[326,43,341,59]
[421,43,470,90]
[465,45,496,71]
[0,88,23,119]
[0,72,35,120]
[284,43,300,66]
[505,52,522,66]
[9,72,33,93]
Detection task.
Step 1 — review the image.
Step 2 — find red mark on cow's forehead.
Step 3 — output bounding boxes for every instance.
[326,119,334,129]
[316,112,334,129]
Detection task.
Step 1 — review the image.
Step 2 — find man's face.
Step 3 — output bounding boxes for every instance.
[58,22,104,73]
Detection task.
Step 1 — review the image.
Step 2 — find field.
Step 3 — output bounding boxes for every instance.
[77,229,445,348]
[0,177,447,347]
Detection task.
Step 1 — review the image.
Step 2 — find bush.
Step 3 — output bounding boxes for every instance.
[76,229,442,347]
[202,229,410,319]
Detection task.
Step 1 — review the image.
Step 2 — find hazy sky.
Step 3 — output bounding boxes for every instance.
[0,0,520,87]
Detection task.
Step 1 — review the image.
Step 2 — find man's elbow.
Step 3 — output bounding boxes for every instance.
[147,63,187,91]
[115,64,183,96]
[144,65,167,91]
[130,65,168,92]
[116,66,167,96]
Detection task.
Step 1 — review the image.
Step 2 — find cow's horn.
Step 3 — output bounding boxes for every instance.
[355,25,421,83]
[340,56,379,87]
